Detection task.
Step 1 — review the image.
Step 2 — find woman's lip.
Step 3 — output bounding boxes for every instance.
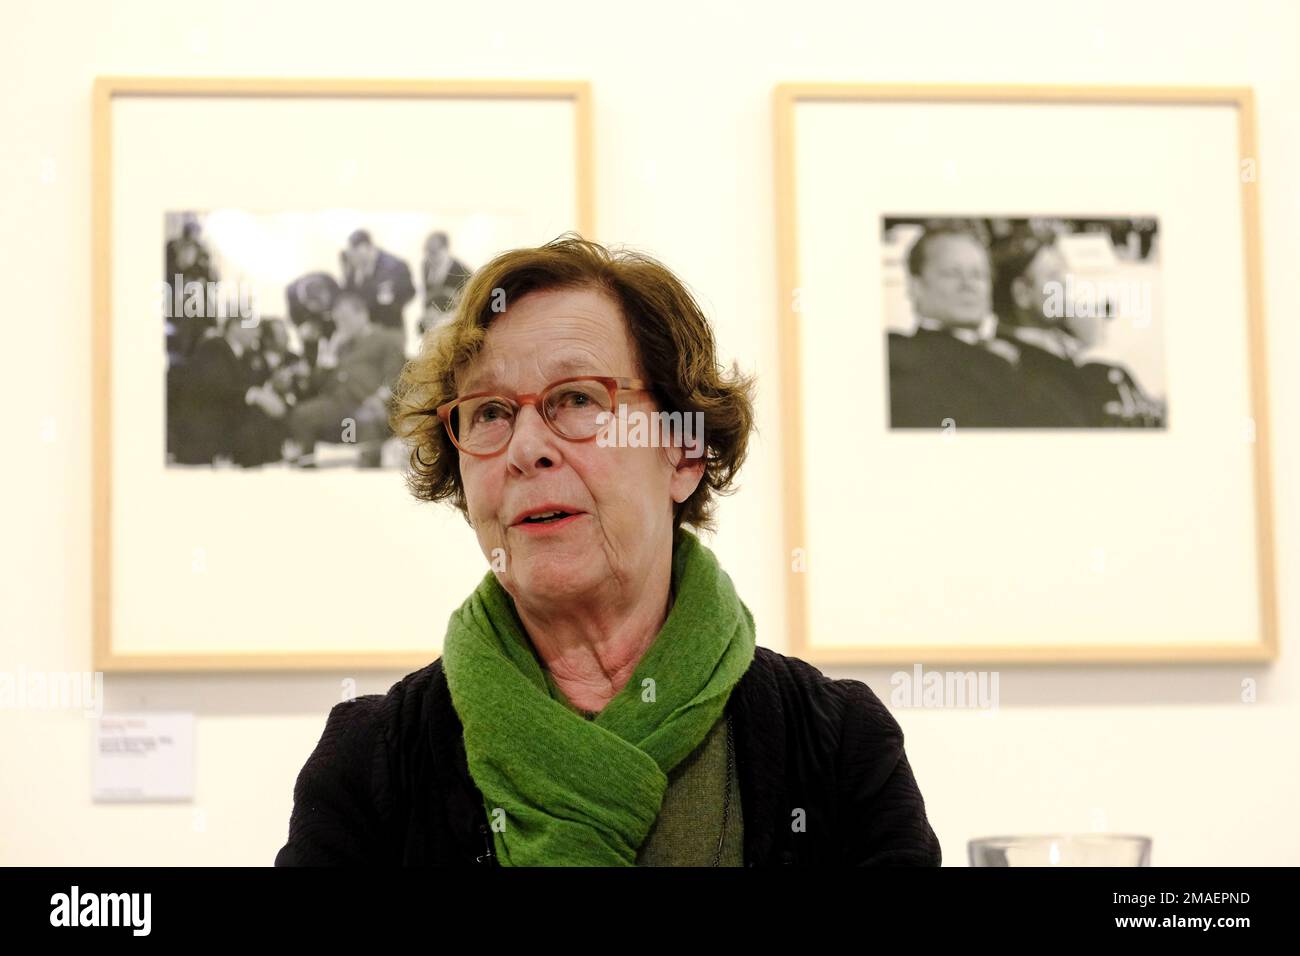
[512,513,586,533]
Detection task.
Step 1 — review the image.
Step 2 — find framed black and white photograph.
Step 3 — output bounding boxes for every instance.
[774,84,1276,664]
[883,214,1166,430]
[93,77,593,670]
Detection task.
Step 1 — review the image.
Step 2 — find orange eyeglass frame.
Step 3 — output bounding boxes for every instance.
[436,375,651,457]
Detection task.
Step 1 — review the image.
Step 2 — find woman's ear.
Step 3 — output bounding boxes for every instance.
[669,448,707,504]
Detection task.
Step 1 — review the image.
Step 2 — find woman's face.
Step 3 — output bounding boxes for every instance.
[456,286,705,611]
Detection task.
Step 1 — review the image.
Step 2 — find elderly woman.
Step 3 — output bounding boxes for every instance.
[275,235,940,867]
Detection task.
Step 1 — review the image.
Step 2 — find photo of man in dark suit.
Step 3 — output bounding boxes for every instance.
[170,315,287,467]
[283,291,407,467]
[887,228,1026,428]
[165,219,221,362]
[418,230,472,336]
[340,228,416,335]
[991,235,1165,428]
[284,270,340,368]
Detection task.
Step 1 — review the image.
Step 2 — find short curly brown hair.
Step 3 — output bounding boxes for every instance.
[389,233,756,534]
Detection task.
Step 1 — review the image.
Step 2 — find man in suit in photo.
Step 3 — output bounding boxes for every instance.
[170,315,287,466]
[285,270,340,369]
[418,231,472,336]
[991,235,1165,428]
[284,291,407,466]
[340,228,416,336]
[887,227,1026,428]
[421,231,471,311]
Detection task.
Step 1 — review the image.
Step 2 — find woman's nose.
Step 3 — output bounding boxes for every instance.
[506,403,560,473]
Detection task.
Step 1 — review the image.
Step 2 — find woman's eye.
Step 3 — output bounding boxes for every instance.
[475,402,511,423]
[554,390,591,408]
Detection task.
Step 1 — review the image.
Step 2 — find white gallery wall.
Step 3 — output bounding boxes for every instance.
[1,0,1297,865]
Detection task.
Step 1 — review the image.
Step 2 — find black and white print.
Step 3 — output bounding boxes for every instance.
[883,215,1166,429]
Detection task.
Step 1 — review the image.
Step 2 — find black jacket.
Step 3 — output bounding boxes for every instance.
[888,327,1028,429]
[274,646,942,867]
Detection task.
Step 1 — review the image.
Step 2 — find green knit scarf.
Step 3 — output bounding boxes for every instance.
[441,526,756,866]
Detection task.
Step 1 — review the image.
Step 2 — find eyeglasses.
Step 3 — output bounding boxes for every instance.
[437,376,650,457]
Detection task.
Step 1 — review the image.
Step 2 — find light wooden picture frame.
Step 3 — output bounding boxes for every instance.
[773,83,1275,664]
[93,77,594,671]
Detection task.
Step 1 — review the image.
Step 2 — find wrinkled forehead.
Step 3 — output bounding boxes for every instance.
[455,290,638,394]
[456,351,607,396]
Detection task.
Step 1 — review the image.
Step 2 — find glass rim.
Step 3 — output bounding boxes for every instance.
[968,834,1152,849]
